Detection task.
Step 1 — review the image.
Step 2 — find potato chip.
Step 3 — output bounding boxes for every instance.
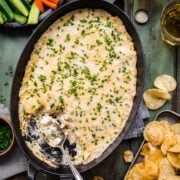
[175,134,180,143]
[125,162,154,180]
[140,143,151,157]
[146,88,171,100]
[167,152,180,169]
[159,120,172,133]
[158,158,176,180]
[166,175,180,180]
[161,131,176,155]
[124,150,134,163]
[125,163,145,180]
[147,142,159,152]
[144,159,158,178]
[168,142,180,153]
[172,123,180,135]
[140,143,158,157]
[93,176,104,180]
[140,143,164,165]
[143,90,166,110]
[146,149,165,166]
[124,172,129,180]
[154,74,177,92]
[143,121,164,146]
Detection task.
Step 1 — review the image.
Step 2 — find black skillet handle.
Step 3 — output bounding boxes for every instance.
[28,163,40,180]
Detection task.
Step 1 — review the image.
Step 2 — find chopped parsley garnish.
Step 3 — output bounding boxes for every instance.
[38,75,46,82]
[46,38,54,46]
[0,121,12,151]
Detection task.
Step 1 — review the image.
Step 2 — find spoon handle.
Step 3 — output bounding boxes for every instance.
[60,147,84,180]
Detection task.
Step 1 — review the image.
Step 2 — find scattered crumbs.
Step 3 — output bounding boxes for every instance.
[123,150,134,163]
[0,95,6,104]
[5,65,13,77]
[4,81,9,87]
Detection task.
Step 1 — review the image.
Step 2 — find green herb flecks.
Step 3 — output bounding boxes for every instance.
[38,75,46,82]
[0,95,6,104]
[5,65,13,77]
[0,125,12,151]
[46,38,54,46]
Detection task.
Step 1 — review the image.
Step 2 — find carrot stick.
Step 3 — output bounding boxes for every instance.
[48,0,60,5]
[41,0,57,9]
[35,0,45,13]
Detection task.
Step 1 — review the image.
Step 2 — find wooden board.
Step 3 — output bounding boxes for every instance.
[0,28,31,107]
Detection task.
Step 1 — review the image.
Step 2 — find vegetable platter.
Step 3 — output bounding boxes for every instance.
[0,0,63,27]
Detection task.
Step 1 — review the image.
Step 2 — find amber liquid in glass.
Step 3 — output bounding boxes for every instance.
[161,2,180,45]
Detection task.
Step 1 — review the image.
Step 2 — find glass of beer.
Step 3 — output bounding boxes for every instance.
[161,0,180,46]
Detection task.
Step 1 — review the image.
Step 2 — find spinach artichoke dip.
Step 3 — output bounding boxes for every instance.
[19,9,137,167]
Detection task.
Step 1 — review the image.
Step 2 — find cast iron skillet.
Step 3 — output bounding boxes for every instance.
[10,0,144,179]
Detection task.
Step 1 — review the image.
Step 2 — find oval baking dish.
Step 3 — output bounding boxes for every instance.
[10,0,144,178]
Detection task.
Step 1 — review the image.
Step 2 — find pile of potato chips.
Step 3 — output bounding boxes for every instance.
[125,120,180,180]
[143,74,177,110]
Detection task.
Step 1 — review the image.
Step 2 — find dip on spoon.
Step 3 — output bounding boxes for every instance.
[39,114,83,180]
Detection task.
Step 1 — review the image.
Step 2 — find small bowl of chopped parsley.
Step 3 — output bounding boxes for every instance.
[0,116,14,157]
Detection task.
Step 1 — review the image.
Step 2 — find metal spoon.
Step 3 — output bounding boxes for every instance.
[39,115,83,180]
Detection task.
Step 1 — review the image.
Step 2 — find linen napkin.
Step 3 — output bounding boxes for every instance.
[124,100,150,139]
[0,101,149,179]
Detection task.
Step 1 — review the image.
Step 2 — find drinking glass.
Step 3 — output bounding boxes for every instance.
[161,0,180,46]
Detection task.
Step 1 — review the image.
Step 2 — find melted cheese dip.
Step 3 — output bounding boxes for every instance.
[19,9,137,166]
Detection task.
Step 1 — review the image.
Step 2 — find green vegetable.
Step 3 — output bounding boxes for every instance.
[0,0,14,21]
[0,125,12,151]
[7,0,29,17]
[2,11,7,22]
[21,0,31,10]
[27,1,40,25]
[13,11,27,24]
[0,11,5,24]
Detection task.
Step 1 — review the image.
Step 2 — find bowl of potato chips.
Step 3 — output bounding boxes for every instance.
[125,110,180,180]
